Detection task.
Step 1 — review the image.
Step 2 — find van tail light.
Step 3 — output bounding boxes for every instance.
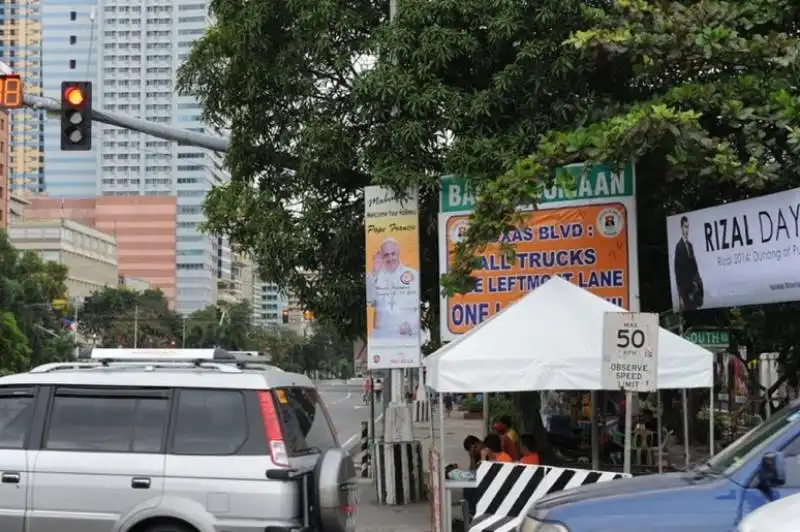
[257,391,289,467]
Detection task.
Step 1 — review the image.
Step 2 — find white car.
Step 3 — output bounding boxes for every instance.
[739,493,800,532]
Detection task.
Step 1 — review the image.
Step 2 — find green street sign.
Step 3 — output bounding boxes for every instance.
[684,328,730,349]
[440,162,635,213]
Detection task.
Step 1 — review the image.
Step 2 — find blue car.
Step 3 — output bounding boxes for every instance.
[521,400,800,532]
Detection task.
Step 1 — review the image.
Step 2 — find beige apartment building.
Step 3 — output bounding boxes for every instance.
[8,219,119,300]
[218,251,255,306]
[7,194,29,225]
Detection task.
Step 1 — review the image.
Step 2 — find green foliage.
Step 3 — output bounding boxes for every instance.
[184,301,255,349]
[447,0,800,295]
[462,395,482,413]
[80,287,180,347]
[489,395,518,428]
[267,321,355,377]
[177,0,602,343]
[0,230,75,370]
[0,311,31,374]
[179,0,800,385]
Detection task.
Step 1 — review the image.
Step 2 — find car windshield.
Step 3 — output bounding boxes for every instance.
[704,401,800,474]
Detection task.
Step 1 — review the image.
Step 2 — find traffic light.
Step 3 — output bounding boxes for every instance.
[282,310,289,324]
[60,81,92,151]
[303,310,314,321]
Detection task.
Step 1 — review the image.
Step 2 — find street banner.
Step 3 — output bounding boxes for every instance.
[364,186,422,369]
[439,163,639,341]
[601,312,658,392]
[666,187,800,311]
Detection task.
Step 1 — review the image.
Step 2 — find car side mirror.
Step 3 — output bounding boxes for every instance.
[758,451,786,488]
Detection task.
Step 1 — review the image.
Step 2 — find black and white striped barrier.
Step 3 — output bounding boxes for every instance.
[414,398,430,422]
[359,421,370,478]
[374,440,426,505]
[468,462,631,532]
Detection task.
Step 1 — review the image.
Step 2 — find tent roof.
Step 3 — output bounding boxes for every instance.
[424,276,713,393]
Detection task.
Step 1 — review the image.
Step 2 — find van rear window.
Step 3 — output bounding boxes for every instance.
[273,387,338,456]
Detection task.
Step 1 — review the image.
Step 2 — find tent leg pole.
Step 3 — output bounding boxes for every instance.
[591,390,599,470]
[483,393,490,434]
[623,390,633,474]
[439,393,448,532]
[682,389,690,468]
[657,391,663,474]
[709,386,714,456]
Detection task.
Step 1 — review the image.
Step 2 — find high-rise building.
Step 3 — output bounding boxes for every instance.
[2,0,46,195]
[97,0,230,314]
[40,1,99,198]
[252,281,284,327]
[25,196,178,304]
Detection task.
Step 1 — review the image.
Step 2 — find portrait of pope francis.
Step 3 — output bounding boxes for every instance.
[366,237,419,340]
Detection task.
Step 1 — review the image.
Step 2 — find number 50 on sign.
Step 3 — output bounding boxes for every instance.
[601,312,659,392]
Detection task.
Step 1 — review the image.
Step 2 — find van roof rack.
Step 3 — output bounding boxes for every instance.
[86,348,272,363]
[29,359,244,374]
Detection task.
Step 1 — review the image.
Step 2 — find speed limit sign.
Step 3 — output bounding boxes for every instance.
[601,312,659,392]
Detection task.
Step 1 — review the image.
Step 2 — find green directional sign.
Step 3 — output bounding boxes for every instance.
[684,328,730,349]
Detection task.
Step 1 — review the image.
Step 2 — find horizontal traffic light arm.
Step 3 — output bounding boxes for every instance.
[25,93,230,153]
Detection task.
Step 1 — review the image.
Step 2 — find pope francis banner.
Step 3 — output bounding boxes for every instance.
[364,186,422,370]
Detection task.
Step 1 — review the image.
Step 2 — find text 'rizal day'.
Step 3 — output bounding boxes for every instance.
[704,203,800,265]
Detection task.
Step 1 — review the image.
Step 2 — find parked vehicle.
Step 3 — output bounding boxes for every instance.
[0,352,355,532]
[737,491,800,532]
[521,401,800,532]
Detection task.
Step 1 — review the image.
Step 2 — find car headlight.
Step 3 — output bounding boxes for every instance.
[520,517,570,532]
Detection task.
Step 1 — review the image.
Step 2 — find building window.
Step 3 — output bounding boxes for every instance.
[70,11,77,21]
[69,60,76,70]
[70,35,77,45]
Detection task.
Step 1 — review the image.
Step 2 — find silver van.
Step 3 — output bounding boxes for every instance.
[0,355,356,532]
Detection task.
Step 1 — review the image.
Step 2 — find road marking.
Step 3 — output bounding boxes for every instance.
[327,391,353,406]
[342,413,384,452]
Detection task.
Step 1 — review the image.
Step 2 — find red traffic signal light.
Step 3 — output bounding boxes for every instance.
[63,86,86,107]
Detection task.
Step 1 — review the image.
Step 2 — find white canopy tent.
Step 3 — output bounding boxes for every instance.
[425,276,714,392]
[426,277,716,532]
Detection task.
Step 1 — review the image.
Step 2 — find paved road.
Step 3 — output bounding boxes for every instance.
[318,381,383,453]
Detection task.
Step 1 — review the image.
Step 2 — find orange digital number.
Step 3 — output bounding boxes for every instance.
[0,76,22,108]
[4,77,21,107]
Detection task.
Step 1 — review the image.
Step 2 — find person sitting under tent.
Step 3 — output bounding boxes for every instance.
[519,433,541,465]
[481,433,513,462]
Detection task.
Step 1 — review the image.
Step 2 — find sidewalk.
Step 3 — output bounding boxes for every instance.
[417,414,484,472]
[355,410,483,532]
[356,479,431,532]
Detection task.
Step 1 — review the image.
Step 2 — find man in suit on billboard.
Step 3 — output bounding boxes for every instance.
[674,215,705,310]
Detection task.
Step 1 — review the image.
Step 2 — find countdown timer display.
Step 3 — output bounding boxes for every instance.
[0,75,23,109]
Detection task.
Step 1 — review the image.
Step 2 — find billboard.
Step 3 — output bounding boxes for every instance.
[364,186,422,369]
[666,187,800,311]
[439,163,639,341]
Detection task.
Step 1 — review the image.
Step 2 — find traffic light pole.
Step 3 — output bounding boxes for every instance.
[23,93,230,153]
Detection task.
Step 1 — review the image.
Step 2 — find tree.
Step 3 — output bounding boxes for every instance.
[184,301,256,349]
[261,327,306,373]
[179,0,800,449]
[177,0,611,344]
[0,230,75,370]
[0,311,31,375]
[446,0,800,299]
[177,0,625,453]
[264,322,354,377]
[80,287,180,347]
[436,1,800,439]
